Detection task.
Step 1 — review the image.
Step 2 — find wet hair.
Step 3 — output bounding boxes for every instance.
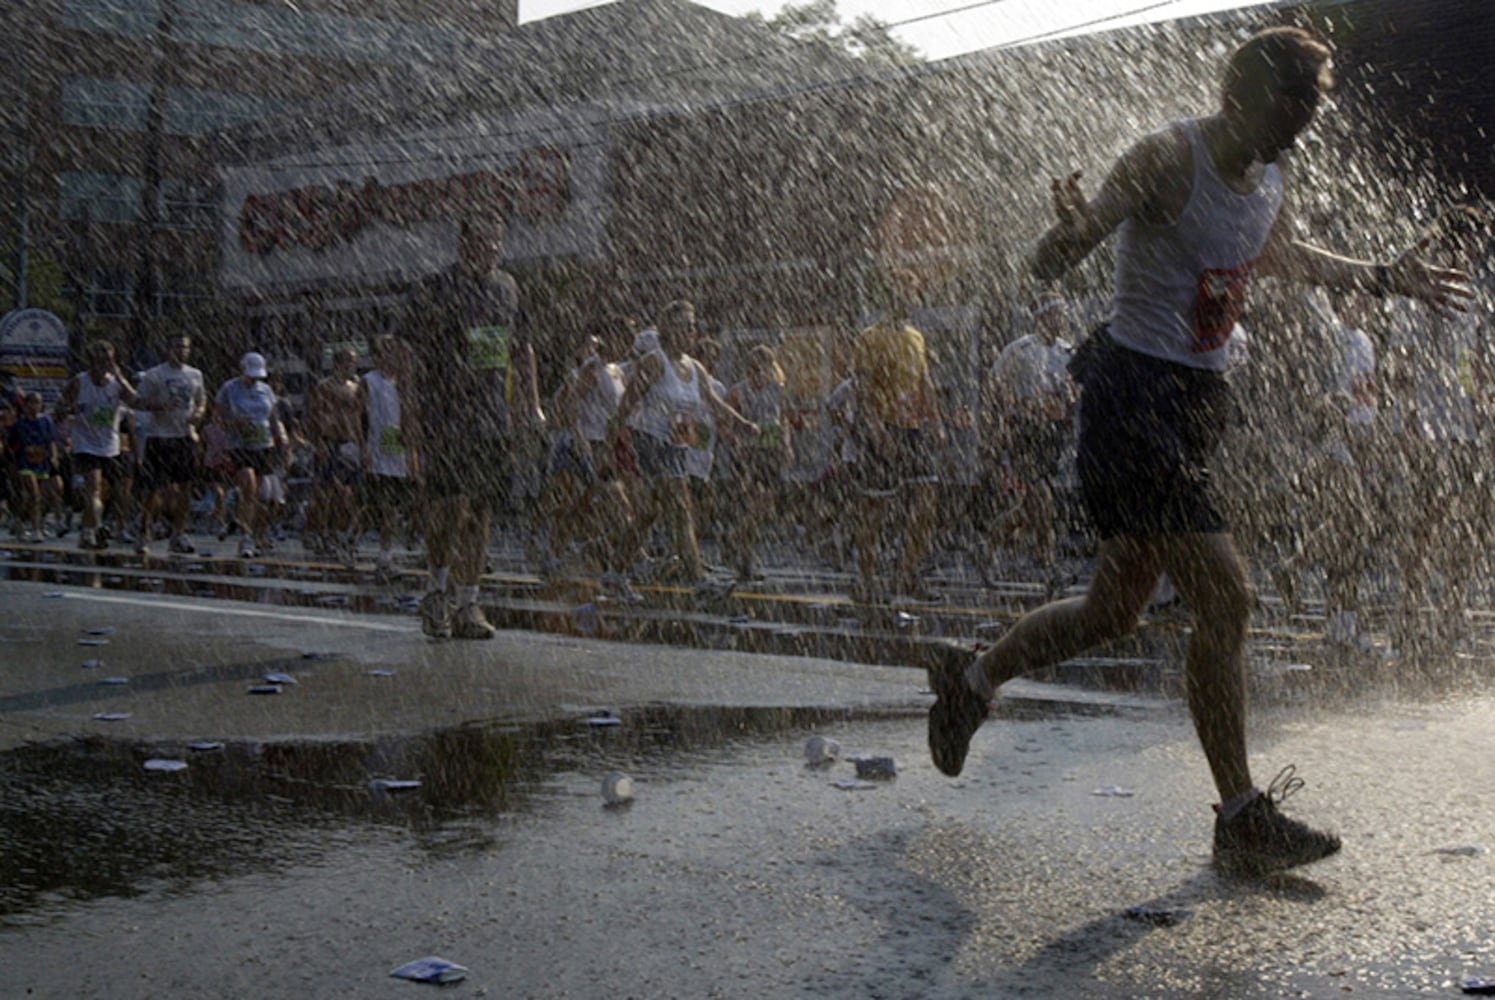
[24,390,42,406]
[371,334,395,360]
[1222,27,1334,108]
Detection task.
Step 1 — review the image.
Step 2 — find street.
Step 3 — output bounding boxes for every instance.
[1,580,1492,998]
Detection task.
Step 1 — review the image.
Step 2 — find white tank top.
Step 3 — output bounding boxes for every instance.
[362,370,407,477]
[627,349,703,445]
[576,356,625,443]
[1110,118,1283,371]
[72,372,123,457]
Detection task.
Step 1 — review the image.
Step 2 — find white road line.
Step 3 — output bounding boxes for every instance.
[48,590,416,633]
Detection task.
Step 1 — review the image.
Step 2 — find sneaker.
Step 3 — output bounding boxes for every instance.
[238,535,257,559]
[135,539,150,556]
[169,534,196,555]
[1213,766,1342,877]
[452,602,496,640]
[418,590,453,639]
[78,528,99,551]
[926,640,990,777]
[20,528,36,543]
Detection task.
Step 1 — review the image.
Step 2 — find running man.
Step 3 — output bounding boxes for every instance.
[980,289,1077,589]
[56,341,136,551]
[927,27,1472,875]
[359,334,418,585]
[134,333,207,555]
[406,215,522,640]
[307,347,365,566]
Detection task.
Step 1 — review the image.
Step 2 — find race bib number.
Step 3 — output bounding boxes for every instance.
[241,422,268,446]
[467,324,511,373]
[1192,264,1253,354]
[23,444,46,465]
[379,424,405,455]
[89,405,115,428]
[757,421,782,450]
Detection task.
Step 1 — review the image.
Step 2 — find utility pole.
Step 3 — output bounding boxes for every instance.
[10,42,27,309]
[133,0,175,358]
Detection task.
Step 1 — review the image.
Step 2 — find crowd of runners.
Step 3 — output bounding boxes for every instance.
[0,25,1489,877]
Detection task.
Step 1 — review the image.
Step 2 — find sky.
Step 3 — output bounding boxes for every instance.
[518,0,1275,61]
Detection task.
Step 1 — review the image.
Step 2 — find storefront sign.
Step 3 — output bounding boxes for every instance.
[220,108,612,293]
[237,147,570,257]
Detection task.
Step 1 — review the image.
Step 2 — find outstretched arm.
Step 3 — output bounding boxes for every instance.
[1257,197,1473,317]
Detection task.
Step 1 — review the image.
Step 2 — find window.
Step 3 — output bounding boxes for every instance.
[164,87,286,136]
[156,270,214,316]
[62,77,150,131]
[172,0,467,64]
[67,269,136,319]
[64,0,158,37]
[160,179,217,230]
[61,172,144,225]
[66,0,475,65]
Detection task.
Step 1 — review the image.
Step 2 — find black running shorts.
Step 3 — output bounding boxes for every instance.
[1073,328,1233,540]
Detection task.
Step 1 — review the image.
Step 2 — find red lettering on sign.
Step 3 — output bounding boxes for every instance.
[236,147,574,256]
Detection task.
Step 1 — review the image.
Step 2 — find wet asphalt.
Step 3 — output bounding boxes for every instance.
[1,580,1493,998]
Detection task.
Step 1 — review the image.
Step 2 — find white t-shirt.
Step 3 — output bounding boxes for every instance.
[137,362,205,439]
[987,335,1073,409]
[71,372,124,458]
[1386,299,1478,442]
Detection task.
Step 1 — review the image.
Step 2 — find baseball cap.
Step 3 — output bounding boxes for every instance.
[241,352,268,378]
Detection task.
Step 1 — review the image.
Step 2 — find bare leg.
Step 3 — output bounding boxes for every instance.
[1156,532,1255,801]
[897,481,937,584]
[975,534,1162,688]
[453,501,489,587]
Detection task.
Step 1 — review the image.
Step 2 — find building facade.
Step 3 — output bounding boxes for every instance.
[0,0,519,363]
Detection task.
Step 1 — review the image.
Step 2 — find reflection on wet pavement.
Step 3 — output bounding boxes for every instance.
[0,703,917,920]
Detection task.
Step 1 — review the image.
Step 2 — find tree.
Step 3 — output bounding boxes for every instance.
[745,0,921,67]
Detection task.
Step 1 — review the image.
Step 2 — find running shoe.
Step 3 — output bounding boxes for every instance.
[169,534,196,555]
[238,535,257,559]
[20,528,36,543]
[135,539,150,556]
[452,602,496,640]
[419,590,453,639]
[1213,766,1342,876]
[927,640,990,777]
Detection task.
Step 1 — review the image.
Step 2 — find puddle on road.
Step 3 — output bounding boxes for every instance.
[0,702,916,920]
